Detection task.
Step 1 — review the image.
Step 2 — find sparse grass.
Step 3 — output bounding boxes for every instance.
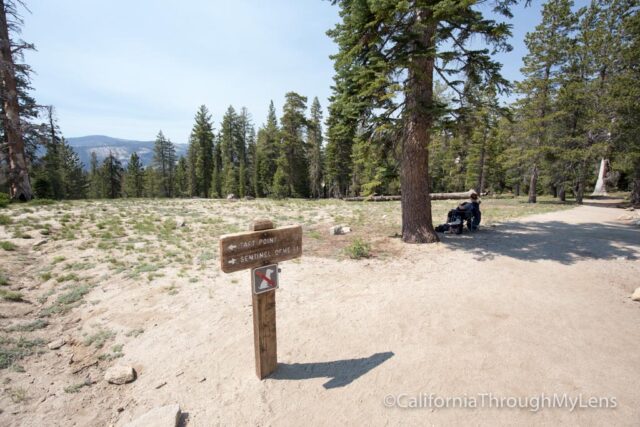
[64,379,92,394]
[98,343,124,361]
[344,238,371,260]
[0,289,24,302]
[39,284,91,317]
[0,214,12,225]
[7,319,48,332]
[0,336,46,369]
[164,284,179,295]
[308,230,322,239]
[0,241,17,251]
[83,328,115,349]
[0,272,8,286]
[56,273,79,283]
[9,387,28,403]
[56,284,90,305]
[125,328,144,338]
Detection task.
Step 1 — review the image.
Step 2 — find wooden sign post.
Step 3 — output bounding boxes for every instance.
[219,219,302,379]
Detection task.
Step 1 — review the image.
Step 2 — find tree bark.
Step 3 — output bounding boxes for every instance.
[0,0,32,201]
[575,180,584,205]
[631,163,640,206]
[514,183,520,197]
[528,164,538,203]
[476,134,487,194]
[558,184,566,202]
[400,9,438,243]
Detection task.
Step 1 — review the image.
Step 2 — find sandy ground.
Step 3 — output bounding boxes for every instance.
[1,201,640,426]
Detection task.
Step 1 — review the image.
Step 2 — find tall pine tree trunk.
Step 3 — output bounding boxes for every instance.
[0,0,32,201]
[401,9,438,243]
[631,162,640,206]
[575,179,584,205]
[475,135,487,194]
[528,164,538,203]
[558,183,566,202]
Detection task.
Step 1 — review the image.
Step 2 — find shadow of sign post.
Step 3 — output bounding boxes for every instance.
[270,352,395,389]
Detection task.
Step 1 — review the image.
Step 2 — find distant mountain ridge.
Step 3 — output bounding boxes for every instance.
[66,135,187,169]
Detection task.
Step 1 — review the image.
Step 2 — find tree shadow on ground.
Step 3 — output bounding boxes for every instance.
[270,351,394,389]
[441,221,640,265]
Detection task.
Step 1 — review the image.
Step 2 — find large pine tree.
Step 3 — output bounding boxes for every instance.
[516,0,576,203]
[188,105,214,197]
[255,101,280,197]
[152,130,177,197]
[275,92,309,198]
[307,97,324,198]
[101,151,123,199]
[327,0,518,242]
[125,152,144,198]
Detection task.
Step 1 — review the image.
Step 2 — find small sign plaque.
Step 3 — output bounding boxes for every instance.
[252,264,279,294]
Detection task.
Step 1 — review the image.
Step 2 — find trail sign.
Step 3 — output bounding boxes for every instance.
[219,224,302,273]
[219,219,302,379]
[252,264,279,294]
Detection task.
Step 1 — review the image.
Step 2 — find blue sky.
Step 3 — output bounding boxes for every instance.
[22,0,589,143]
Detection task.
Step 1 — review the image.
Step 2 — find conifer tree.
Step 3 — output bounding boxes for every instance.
[88,151,102,199]
[59,139,87,199]
[125,152,144,197]
[175,156,188,197]
[307,97,324,198]
[152,130,177,197]
[275,92,308,197]
[211,140,223,197]
[220,106,239,196]
[255,101,280,197]
[101,151,123,199]
[327,0,519,242]
[516,0,576,203]
[188,105,214,197]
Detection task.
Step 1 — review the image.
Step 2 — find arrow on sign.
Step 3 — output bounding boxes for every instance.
[228,244,237,251]
[228,258,237,265]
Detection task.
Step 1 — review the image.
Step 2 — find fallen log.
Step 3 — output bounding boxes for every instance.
[344,190,482,202]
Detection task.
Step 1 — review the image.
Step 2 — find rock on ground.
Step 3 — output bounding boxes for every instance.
[105,365,136,385]
[123,404,181,427]
[632,288,640,302]
[329,225,352,235]
[47,338,66,350]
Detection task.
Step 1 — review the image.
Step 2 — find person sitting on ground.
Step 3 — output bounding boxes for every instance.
[435,191,482,234]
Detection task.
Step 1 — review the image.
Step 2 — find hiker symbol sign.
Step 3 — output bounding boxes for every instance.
[252,264,279,294]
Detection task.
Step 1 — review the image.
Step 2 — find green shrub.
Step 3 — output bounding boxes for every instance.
[344,238,371,260]
[0,214,12,225]
[0,241,17,251]
[56,285,90,305]
[8,319,48,332]
[0,337,45,369]
[0,193,9,208]
[0,289,23,302]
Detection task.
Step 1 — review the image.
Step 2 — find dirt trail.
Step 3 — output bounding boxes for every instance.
[3,203,640,426]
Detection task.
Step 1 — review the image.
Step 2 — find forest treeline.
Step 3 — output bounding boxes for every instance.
[1,0,639,206]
